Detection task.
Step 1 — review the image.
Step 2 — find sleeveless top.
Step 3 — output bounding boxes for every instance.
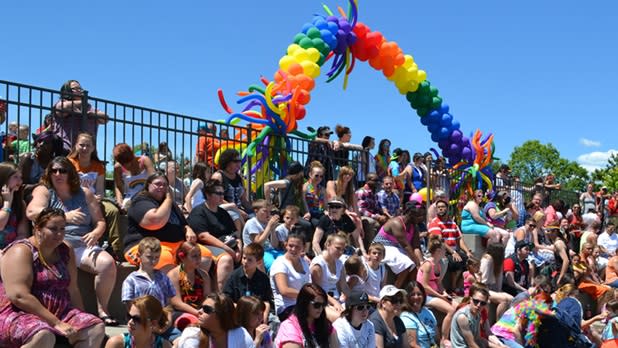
[483,202,507,228]
[450,306,481,347]
[190,179,206,209]
[48,188,92,248]
[416,259,441,293]
[217,170,244,207]
[121,156,149,200]
[122,333,164,348]
[373,216,414,249]
[178,265,206,308]
[310,254,343,300]
[305,182,324,217]
[411,165,425,191]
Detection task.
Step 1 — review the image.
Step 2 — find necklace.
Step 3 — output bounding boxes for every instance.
[35,239,63,279]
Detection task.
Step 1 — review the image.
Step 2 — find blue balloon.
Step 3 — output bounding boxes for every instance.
[420,116,430,126]
[431,133,440,142]
[440,104,450,114]
[438,139,449,149]
[301,23,313,34]
[440,114,453,127]
[326,20,339,34]
[314,18,328,30]
[451,120,460,131]
[320,29,337,49]
[428,111,440,124]
[438,127,450,140]
[428,124,440,133]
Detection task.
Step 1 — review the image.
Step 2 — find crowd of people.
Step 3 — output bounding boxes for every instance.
[3,80,618,348]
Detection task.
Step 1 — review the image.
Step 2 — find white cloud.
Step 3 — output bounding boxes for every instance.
[579,138,601,147]
[577,149,618,172]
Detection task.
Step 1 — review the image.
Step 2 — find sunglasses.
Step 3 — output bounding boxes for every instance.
[51,168,68,174]
[310,301,326,309]
[211,191,225,196]
[126,313,143,324]
[201,304,215,314]
[528,224,537,228]
[472,298,488,306]
[354,304,370,311]
[313,174,323,178]
[385,297,404,304]
[328,205,344,209]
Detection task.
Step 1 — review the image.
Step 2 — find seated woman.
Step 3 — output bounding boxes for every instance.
[270,232,311,321]
[333,290,376,348]
[112,143,156,211]
[123,172,211,273]
[0,162,29,250]
[236,296,273,348]
[480,243,513,321]
[326,165,359,216]
[167,242,211,330]
[19,131,65,202]
[211,149,253,231]
[400,281,440,348]
[416,236,456,342]
[67,132,123,259]
[484,190,519,232]
[310,232,351,322]
[461,189,509,245]
[27,156,118,326]
[183,162,211,214]
[275,283,339,348]
[105,295,172,348]
[187,179,239,291]
[312,196,364,257]
[0,207,105,347]
[370,285,410,348]
[304,161,327,225]
[175,293,255,347]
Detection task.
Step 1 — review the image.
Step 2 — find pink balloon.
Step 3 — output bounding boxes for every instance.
[409,193,422,203]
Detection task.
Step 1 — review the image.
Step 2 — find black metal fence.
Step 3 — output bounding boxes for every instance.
[0,79,579,205]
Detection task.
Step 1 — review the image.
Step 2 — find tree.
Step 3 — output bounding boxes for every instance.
[508,140,589,192]
[591,153,618,192]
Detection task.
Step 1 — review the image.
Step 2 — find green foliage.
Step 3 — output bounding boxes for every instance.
[507,140,589,191]
[591,153,618,191]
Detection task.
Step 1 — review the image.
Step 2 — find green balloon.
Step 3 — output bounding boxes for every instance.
[417,108,429,117]
[431,96,442,109]
[299,37,313,49]
[293,33,305,44]
[307,27,322,39]
[419,94,430,105]
[406,92,417,103]
[430,86,439,97]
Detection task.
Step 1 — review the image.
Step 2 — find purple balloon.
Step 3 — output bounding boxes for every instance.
[461,136,470,145]
[449,143,460,154]
[462,147,473,161]
[450,130,462,143]
[438,139,449,149]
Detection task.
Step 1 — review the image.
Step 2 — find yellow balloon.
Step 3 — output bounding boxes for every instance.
[287,44,301,56]
[279,55,295,71]
[418,187,433,202]
[300,60,320,78]
[417,70,427,82]
[306,47,321,63]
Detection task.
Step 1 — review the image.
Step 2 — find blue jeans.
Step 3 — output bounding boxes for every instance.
[609,279,618,288]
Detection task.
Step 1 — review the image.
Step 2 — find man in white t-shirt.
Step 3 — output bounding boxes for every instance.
[598,222,618,256]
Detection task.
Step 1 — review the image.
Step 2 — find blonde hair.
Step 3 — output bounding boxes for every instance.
[336,166,356,205]
[555,283,577,303]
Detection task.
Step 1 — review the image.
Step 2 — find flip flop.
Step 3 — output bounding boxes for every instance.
[100,315,119,327]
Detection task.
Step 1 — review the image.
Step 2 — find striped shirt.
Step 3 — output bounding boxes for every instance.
[428,216,461,248]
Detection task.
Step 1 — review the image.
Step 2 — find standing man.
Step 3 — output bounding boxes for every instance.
[428,199,474,294]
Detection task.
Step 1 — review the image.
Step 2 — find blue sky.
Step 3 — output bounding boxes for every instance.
[1,1,616,171]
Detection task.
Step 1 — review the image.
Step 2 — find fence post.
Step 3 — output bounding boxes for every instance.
[81,90,89,130]
[246,123,253,199]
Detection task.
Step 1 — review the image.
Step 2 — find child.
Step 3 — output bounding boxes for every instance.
[274,205,299,250]
[242,199,280,272]
[223,243,277,329]
[345,255,368,292]
[11,124,30,158]
[166,242,211,330]
[602,300,618,347]
[364,242,386,303]
[463,257,481,296]
[121,237,181,343]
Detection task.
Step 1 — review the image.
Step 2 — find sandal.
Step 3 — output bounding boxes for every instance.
[100,315,119,326]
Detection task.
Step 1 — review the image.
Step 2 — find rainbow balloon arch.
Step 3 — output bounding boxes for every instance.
[217,0,496,198]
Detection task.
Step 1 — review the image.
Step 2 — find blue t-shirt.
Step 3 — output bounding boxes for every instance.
[400,308,438,348]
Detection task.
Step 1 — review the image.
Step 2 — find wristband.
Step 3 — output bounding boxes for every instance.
[2,207,11,213]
